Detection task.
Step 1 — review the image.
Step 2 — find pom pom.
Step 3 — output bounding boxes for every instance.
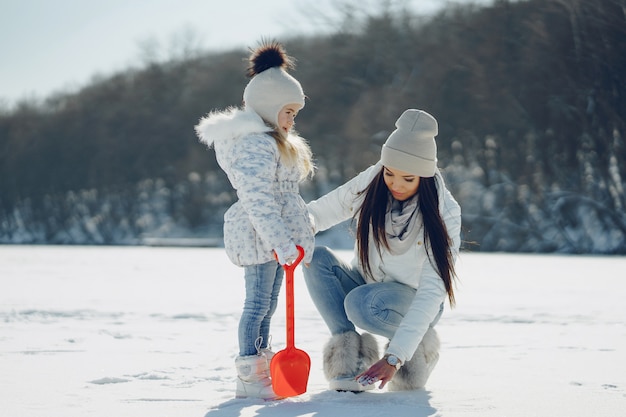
[246,40,295,78]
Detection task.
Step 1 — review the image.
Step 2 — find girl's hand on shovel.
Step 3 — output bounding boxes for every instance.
[274,241,299,265]
[355,358,398,389]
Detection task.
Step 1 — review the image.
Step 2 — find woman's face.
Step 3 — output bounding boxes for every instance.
[383,166,420,201]
[277,103,302,134]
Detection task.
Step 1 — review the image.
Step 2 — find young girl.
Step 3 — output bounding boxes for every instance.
[194,41,315,400]
[304,109,461,392]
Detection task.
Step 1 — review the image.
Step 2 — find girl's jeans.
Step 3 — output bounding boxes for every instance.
[238,260,284,356]
[303,246,442,339]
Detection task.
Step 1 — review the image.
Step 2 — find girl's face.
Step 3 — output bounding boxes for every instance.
[383,166,420,201]
[277,103,302,134]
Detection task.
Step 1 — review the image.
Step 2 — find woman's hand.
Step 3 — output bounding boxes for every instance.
[355,358,397,389]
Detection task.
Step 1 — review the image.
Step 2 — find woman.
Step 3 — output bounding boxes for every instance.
[304,109,461,392]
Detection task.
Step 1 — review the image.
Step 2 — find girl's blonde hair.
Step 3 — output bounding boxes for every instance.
[269,129,314,180]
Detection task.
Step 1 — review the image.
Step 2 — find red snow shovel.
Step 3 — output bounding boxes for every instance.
[271,245,311,397]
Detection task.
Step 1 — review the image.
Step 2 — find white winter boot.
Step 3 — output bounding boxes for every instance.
[388,327,440,391]
[235,353,281,400]
[323,331,379,392]
[260,348,275,363]
[259,336,275,363]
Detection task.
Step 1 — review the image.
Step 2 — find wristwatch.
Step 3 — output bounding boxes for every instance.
[385,354,402,370]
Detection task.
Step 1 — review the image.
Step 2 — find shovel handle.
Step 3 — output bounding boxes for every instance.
[282,245,304,348]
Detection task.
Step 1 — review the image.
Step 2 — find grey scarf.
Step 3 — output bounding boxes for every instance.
[385,194,421,255]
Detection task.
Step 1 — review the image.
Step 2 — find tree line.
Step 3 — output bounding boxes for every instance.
[1,0,625,253]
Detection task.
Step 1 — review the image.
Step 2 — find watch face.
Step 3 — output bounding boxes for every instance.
[387,355,399,366]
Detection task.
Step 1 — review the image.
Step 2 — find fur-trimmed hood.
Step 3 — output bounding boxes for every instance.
[194,107,272,148]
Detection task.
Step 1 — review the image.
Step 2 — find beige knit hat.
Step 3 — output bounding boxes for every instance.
[380,109,438,177]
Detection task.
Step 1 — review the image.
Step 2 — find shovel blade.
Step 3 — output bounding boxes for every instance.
[270,347,311,397]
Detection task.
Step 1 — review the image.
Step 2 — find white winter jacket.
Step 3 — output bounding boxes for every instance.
[195,108,314,266]
[307,162,462,363]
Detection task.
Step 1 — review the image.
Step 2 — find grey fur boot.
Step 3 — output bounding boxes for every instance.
[388,327,440,391]
[323,331,379,392]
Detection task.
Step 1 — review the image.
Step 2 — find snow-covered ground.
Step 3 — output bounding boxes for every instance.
[1,246,624,417]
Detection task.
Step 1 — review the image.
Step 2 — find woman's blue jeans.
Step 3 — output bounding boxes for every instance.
[238,261,284,356]
[303,246,442,339]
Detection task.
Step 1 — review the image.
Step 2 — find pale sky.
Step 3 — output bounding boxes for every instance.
[0,0,487,107]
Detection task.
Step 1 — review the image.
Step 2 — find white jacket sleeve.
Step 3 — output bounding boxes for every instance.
[307,163,382,232]
[385,263,446,363]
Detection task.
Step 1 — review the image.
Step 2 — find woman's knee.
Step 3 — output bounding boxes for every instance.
[344,286,373,328]
[310,245,333,265]
[344,283,409,338]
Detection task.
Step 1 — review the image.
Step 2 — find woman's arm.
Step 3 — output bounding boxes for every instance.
[386,260,447,362]
[307,162,383,232]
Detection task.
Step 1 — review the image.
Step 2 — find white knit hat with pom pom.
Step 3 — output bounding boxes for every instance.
[243,41,304,128]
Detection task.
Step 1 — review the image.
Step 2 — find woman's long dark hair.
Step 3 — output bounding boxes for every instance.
[355,170,457,306]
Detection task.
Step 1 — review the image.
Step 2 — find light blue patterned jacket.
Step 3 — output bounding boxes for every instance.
[195,108,314,266]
